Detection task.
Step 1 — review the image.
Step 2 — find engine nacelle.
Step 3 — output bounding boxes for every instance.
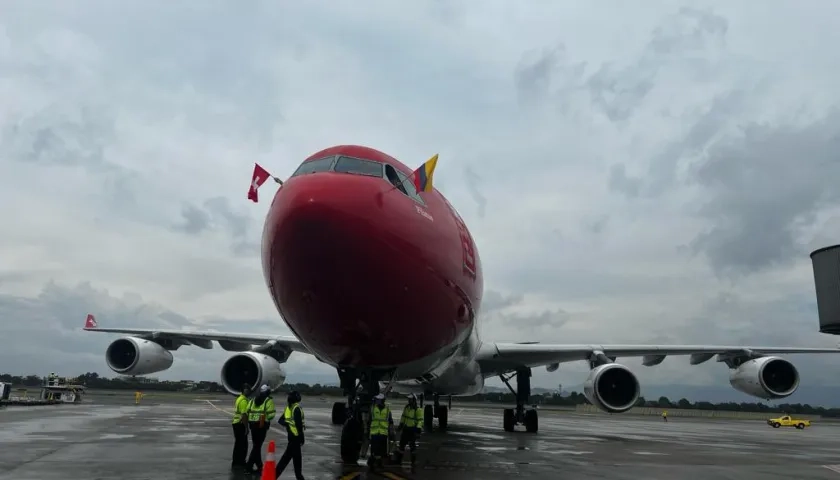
[729,356,799,400]
[105,337,174,376]
[583,363,640,414]
[220,351,287,395]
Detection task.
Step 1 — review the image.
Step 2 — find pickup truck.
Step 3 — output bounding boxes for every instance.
[767,415,811,429]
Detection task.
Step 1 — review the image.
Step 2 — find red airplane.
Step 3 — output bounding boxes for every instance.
[86,145,840,463]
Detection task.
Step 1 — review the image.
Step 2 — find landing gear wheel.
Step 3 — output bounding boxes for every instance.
[438,405,448,432]
[332,402,347,425]
[340,417,363,464]
[524,409,538,433]
[503,408,514,432]
[423,405,434,432]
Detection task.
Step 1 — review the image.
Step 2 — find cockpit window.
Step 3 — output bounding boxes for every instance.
[334,156,383,177]
[292,156,335,177]
[385,164,426,206]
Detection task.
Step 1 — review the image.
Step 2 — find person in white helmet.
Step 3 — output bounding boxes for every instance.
[367,393,393,470]
[244,384,276,475]
[394,394,423,472]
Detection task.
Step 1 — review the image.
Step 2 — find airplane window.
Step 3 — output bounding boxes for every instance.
[334,156,383,177]
[292,156,335,177]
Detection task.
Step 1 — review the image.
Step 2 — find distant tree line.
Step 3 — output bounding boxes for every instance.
[3,372,838,417]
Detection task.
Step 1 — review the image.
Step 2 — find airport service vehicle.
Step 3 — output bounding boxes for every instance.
[767,415,811,429]
[84,144,840,464]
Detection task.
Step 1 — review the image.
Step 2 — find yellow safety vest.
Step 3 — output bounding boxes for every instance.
[232,394,249,424]
[370,405,390,436]
[283,403,305,436]
[247,397,276,423]
[400,406,423,428]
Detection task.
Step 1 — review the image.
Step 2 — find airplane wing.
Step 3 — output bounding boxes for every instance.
[477,342,840,376]
[82,314,310,354]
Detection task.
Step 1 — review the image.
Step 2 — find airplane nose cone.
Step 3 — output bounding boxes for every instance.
[262,174,412,367]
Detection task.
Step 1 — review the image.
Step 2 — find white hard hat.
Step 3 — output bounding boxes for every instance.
[374,393,385,400]
[259,385,270,393]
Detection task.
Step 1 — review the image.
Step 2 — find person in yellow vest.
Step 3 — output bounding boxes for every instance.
[275,390,306,479]
[393,394,424,472]
[244,384,276,476]
[134,391,143,405]
[367,393,394,470]
[662,410,668,422]
[230,384,252,470]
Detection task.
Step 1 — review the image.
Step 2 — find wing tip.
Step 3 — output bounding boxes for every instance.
[83,313,98,330]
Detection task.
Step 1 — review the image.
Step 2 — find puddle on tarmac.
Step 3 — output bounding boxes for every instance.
[450,431,505,440]
[100,433,135,440]
[176,433,210,440]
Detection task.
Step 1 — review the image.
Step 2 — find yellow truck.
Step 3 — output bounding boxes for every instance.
[767,415,811,429]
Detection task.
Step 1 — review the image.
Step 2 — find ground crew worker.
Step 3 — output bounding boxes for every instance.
[367,393,393,470]
[134,391,142,405]
[244,384,276,475]
[394,394,423,472]
[275,390,306,479]
[231,384,252,470]
[662,410,668,422]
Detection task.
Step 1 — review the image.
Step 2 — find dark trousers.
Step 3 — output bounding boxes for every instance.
[398,428,417,452]
[368,434,388,463]
[246,424,268,470]
[231,422,249,466]
[275,440,304,479]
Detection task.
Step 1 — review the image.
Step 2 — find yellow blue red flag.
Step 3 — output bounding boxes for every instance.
[412,154,439,193]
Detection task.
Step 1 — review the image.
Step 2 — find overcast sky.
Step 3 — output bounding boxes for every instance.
[2,1,840,390]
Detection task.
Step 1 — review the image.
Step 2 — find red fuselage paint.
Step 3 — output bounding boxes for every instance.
[261,145,483,370]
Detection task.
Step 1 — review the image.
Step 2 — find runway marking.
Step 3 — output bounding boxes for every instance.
[823,465,840,475]
[338,472,361,480]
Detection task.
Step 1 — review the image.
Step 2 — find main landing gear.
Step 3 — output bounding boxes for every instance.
[421,393,450,433]
[330,368,388,464]
[500,367,538,433]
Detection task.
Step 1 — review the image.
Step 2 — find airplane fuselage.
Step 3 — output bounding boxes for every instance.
[261,145,485,393]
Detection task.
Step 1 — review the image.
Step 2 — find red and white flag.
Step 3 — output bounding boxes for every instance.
[248,163,272,203]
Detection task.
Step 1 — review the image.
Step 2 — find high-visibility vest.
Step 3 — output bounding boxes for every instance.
[370,405,390,436]
[284,403,305,436]
[247,397,276,425]
[232,394,249,424]
[400,405,423,428]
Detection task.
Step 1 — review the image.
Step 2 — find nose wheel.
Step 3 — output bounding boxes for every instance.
[500,368,538,433]
[421,393,450,432]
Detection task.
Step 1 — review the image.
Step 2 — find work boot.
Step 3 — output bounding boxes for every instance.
[410,453,417,473]
[394,451,403,465]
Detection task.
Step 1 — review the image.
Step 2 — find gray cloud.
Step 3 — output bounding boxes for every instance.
[689,110,840,277]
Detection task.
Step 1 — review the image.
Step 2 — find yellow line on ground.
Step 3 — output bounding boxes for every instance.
[378,472,407,480]
[338,472,361,480]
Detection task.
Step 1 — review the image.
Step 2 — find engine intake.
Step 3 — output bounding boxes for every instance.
[105,337,174,376]
[729,356,799,400]
[583,363,640,413]
[221,351,287,395]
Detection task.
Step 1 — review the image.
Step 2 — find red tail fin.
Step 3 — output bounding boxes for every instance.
[84,314,98,329]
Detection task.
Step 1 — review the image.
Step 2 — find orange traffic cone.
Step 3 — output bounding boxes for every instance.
[261,440,276,480]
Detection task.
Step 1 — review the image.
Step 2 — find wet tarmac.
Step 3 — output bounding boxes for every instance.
[1,394,839,479]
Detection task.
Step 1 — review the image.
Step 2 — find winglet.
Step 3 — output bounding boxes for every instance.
[84,314,98,329]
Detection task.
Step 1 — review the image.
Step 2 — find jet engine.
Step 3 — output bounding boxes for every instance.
[105,337,174,376]
[583,363,640,414]
[220,351,287,395]
[729,356,799,400]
